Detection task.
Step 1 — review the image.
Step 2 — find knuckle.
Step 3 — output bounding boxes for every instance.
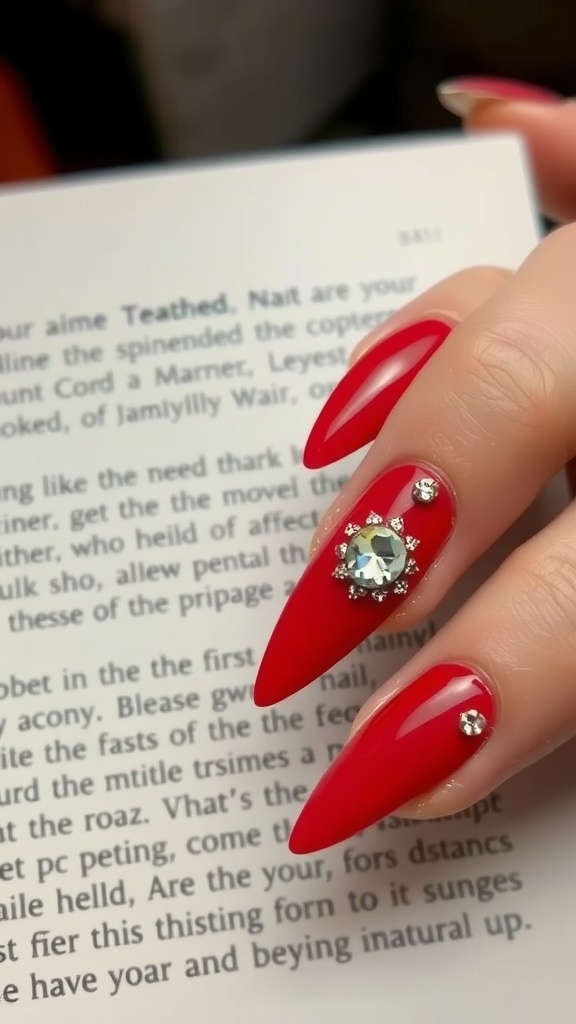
[509,540,576,644]
[467,319,561,432]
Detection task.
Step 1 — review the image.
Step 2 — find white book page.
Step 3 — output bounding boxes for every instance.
[0,136,570,1024]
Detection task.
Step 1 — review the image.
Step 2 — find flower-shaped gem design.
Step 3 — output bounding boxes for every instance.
[332,511,421,602]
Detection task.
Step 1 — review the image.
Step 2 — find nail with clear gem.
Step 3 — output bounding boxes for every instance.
[289,664,496,853]
[254,464,455,707]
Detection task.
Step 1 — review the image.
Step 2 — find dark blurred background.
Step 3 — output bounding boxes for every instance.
[1,0,575,179]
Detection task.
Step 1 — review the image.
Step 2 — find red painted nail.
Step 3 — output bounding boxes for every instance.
[254,464,455,707]
[303,318,452,469]
[290,664,496,853]
[437,76,560,118]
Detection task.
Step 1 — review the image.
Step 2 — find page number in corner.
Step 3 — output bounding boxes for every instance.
[398,227,442,245]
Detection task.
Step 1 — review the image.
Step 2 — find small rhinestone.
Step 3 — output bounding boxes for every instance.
[405,536,419,551]
[388,516,404,533]
[335,543,348,558]
[372,589,388,602]
[393,580,409,595]
[345,522,362,537]
[412,477,439,504]
[404,558,419,575]
[459,709,487,737]
[332,565,349,580]
[365,511,384,525]
[348,584,367,600]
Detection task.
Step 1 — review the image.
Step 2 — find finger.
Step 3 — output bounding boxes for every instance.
[305,265,511,468]
[289,496,576,852]
[254,222,576,706]
[468,100,576,223]
[437,77,576,222]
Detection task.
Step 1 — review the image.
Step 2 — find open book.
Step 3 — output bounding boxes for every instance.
[0,136,572,1023]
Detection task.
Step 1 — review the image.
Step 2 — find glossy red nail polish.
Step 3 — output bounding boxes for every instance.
[254,464,455,707]
[304,319,452,469]
[290,664,496,854]
[437,76,560,117]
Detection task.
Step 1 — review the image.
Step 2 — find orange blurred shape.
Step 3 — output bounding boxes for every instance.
[0,62,55,182]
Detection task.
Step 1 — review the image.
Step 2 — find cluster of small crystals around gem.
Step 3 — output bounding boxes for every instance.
[333,511,421,602]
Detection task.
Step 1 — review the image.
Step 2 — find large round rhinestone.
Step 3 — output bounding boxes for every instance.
[344,526,407,590]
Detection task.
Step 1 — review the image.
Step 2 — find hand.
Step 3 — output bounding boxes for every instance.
[254,79,576,853]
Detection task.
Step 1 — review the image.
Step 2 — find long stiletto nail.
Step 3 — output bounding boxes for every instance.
[437,76,560,118]
[304,318,452,469]
[254,464,455,707]
[290,664,496,853]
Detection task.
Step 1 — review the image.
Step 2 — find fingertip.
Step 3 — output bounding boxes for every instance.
[437,76,560,119]
[302,434,329,470]
[464,98,576,221]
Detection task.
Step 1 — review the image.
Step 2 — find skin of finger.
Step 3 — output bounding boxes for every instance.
[348,265,511,364]
[466,100,576,222]
[348,498,576,820]
[312,223,576,636]
[566,457,576,500]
